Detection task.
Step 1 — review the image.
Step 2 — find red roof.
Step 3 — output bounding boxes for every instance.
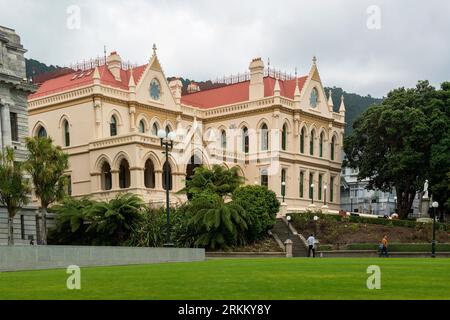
[29,64,147,100]
[181,76,307,109]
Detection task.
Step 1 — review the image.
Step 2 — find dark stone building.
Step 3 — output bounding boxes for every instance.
[0,25,37,245]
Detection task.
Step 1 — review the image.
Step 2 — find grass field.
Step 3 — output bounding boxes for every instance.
[1,258,449,300]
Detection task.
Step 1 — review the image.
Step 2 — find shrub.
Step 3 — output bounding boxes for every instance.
[232,186,280,242]
[188,191,250,250]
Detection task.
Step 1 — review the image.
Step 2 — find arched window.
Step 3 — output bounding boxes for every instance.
[309,173,314,200]
[162,161,173,191]
[310,130,315,156]
[318,174,323,201]
[281,169,287,198]
[299,171,304,198]
[261,168,269,187]
[144,159,155,189]
[138,120,146,134]
[152,122,159,136]
[63,120,70,147]
[221,130,227,150]
[119,159,131,189]
[331,136,336,161]
[310,88,318,108]
[110,116,118,137]
[242,127,249,153]
[101,162,112,191]
[300,127,305,154]
[37,126,47,138]
[319,132,324,158]
[165,125,172,135]
[282,124,288,151]
[261,123,269,151]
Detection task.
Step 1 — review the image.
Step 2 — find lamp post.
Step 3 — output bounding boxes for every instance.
[431,201,439,258]
[158,129,176,248]
[313,215,319,237]
[281,181,286,203]
[286,215,292,240]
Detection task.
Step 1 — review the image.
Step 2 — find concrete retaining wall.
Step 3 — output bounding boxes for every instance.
[0,246,205,272]
[318,250,450,258]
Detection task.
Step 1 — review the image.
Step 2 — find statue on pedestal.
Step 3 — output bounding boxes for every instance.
[423,180,429,199]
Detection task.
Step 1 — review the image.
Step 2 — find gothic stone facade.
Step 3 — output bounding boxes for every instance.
[28,51,346,214]
[0,25,37,245]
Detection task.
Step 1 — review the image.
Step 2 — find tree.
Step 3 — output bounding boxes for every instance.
[344,81,450,219]
[85,194,145,246]
[232,185,280,241]
[188,191,249,250]
[181,165,244,199]
[25,137,69,244]
[0,147,31,245]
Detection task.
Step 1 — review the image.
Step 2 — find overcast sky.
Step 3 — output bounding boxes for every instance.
[1,0,449,97]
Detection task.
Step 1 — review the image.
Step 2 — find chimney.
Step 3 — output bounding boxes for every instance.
[106,51,122,81]
[187,82,200,94]
[249,58,265,100]
[169,78,183,104]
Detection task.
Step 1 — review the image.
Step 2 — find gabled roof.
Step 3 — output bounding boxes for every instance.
[29,64,147,100]
[181,76,307,109]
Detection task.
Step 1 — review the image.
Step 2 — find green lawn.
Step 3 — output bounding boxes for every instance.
[1,258,449,300]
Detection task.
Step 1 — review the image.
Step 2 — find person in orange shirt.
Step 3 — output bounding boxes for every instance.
[380,235,389,257]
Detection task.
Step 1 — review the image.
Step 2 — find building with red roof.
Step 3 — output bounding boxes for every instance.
[28,49,346,213]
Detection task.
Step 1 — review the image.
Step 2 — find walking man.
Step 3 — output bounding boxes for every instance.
[380,235,389,257]
[307,234,316,258]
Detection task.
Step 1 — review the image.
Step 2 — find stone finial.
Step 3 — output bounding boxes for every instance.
[128,68,136,88]
[274,78,281,96]
[152,43,157,56]
[312,56,317,65]
[339,94,346,113]
[93,67,101,82]
[328,89,334,108]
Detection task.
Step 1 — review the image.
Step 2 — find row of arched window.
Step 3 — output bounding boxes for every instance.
[218,123,339,161]
[100,158,173,191]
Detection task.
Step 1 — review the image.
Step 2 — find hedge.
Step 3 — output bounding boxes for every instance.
[345,243,450,252]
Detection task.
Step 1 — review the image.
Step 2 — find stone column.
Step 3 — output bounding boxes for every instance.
[111,170,120,190]
[284,239,293,258]
[0,103,12,147]
[155,170,163,190]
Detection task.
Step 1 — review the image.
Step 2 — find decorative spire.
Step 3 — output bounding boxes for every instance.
[93,66,100,82]
[339,94,346,113]
[152,43,157,56]
[312,56,317,65]
[274,78,281,96]
[328,89,334,108]
[128,67,136,88]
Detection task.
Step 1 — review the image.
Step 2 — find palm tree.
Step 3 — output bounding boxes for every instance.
[25,137,69,244]
[86,194,145,246]
[189,192,250,249]
[0,147,31,245]
[181,165,244,199]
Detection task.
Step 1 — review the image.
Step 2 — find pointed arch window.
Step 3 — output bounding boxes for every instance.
[318,174,323,201]
[261,168,269,187]
[162,161,173,191]
[310,130,315,156]
[309,173,314,200]
[152,123,159,136]
[300,127,305,154]
[101,162,112,191]
[138,120,146,134]
[310,88,318,108]
[119,159,131,189]
[299,171,304,198]
[331,136,336,161]
[221,130,227,150]
[110,116,118,137]
[63,120,70,146]
[37,126,47,138]
[261,123,269,151]
[242,127,249,153]
[144,159,155,189]
[319,132,324,158]
[282,124,288,151]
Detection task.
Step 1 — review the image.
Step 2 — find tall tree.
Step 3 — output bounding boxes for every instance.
[345,81,450,219]
[25,137,69,244]
[0,148,31,245]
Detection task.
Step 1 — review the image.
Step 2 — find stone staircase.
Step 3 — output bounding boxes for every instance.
[271,218,308,257]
